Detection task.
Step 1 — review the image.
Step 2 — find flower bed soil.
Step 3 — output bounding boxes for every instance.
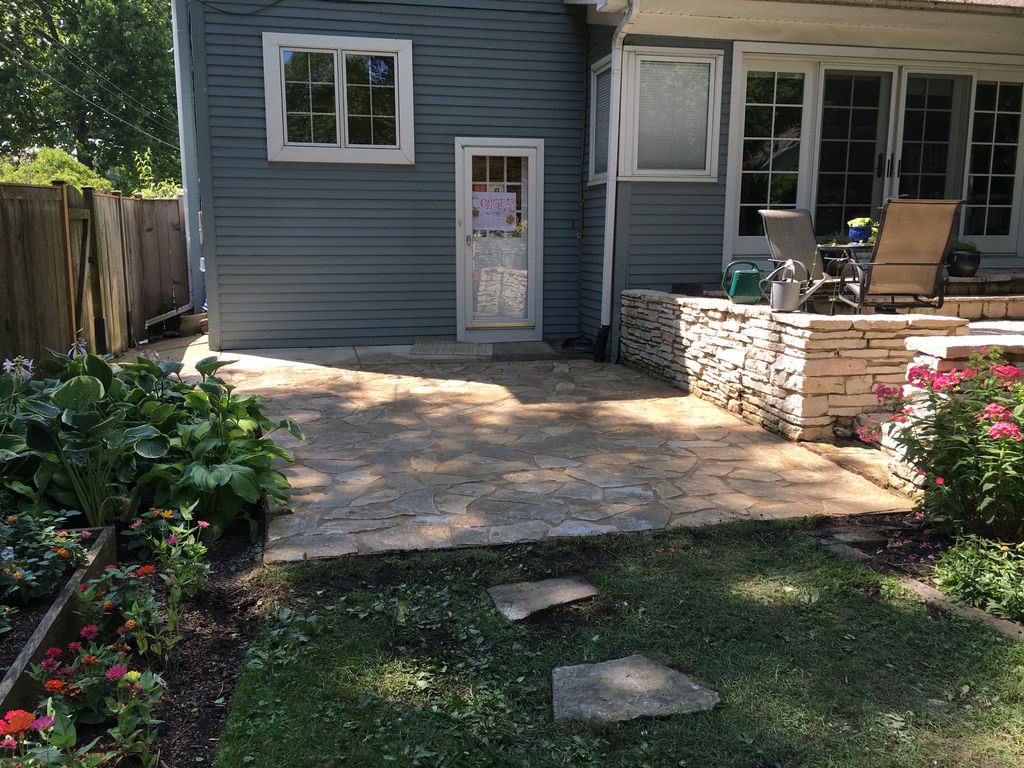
[150,533,267,767]
[1,582,72,674]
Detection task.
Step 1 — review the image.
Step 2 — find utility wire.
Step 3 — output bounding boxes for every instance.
[0,39,180,150]
[188,0,289,15]
[41,37,180,134]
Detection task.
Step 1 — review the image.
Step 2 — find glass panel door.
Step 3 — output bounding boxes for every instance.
[470,154,529,324]
[897,75,971,200]
[815,70,893,236]
[458,142,542,342]
[964,80,1023,242]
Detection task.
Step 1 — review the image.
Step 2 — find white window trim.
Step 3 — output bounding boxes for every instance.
[619,46,724,183]
[262,32,414,164]
[588,55,612,186]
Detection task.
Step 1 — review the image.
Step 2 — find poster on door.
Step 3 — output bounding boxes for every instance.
[472,191,517,231]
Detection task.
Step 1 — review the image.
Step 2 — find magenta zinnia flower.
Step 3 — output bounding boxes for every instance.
[105,666,127,682]
[197,520,210,529]
[166,534,179,546]
[31,715,54,731]
[79,625,99,640]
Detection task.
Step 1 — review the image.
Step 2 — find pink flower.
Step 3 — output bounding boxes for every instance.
[988,421,1023,441]
[991,364,1023,381]
[105,666,127,682]
[44,646,62,660]
[935,477,945,486]
[67,642,82,653]
[981,402,1013,421]
[129,519,142,530]
[79,530,91,539]
[908,365,932,385]
[166,534,179,546]
[40,658,59,672]
[0,735,16,750]
[31,715,54,731]
[80,625,99,640]
[197,520,210,529]
[913,512,924,520]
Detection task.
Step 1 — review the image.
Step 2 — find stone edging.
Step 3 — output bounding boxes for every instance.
[0,527,116,711]
[814,533,1024,642]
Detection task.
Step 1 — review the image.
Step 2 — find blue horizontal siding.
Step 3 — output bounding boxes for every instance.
[191,0,586,348]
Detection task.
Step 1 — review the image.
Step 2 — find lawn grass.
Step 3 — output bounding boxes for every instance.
[214,522,1024,768]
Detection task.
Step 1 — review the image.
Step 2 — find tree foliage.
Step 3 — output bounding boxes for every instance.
[0,147,114,190]
[0,0,180,189]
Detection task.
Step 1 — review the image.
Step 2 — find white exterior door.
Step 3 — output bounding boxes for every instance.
[455,138,544,343]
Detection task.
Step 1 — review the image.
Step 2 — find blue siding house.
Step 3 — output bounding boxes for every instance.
[172,0,1024,354]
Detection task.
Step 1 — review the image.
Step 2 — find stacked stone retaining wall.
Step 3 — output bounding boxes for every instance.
[620,290,969,441]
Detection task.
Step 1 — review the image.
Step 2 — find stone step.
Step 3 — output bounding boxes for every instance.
[486,576,598,621]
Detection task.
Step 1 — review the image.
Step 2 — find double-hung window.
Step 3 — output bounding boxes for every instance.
[262,33,414,164]
[619,47,724,181]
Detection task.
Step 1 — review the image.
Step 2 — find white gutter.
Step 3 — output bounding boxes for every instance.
[599,0,639,330]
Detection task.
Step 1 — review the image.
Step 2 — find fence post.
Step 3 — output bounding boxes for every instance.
[82,187,108,354]
[52,180,77,346]
[113,192,136,347]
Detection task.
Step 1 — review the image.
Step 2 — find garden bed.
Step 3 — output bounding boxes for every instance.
[0,527,115,711]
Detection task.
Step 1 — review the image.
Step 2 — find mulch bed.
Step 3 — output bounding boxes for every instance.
[151,534,266,767]
[0,587,68,674]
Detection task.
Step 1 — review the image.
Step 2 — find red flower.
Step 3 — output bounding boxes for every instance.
[79,624,99,640]
[1,710,35,738]
[935,477,945,486]
[991,364,1023,380]
[135,564,157,577]
[43,680,64,694]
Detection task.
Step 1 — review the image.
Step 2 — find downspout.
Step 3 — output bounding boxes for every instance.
[595,0,639,362]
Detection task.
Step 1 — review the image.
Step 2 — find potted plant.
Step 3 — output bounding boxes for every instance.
[846,216,874,244]
[946,239,982,278]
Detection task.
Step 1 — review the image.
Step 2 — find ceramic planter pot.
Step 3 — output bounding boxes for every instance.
[847,225,872,243]
[946,250,982,277]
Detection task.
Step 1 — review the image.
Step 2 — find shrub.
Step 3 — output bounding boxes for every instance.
[0,148,114,192]
[871,349,1024,539]
[934,535,1024,622]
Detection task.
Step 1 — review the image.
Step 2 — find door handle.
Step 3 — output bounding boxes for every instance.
[885,154,893,178]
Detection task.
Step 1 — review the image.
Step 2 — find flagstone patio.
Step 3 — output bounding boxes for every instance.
[212,354,913,563]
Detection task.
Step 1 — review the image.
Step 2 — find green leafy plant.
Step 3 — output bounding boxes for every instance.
[139,356,302,539]
[0,508,89,602]
[951,239,979,252]
[0,702,113,766]
[79,563,173,659]
[0,603,15,636]
[868,348,1024,539]
[935,535,1024,622]
[103,670,165,767]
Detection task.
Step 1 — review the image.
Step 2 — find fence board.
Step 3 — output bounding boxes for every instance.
[0,183,189,361]
[0,185,74,360]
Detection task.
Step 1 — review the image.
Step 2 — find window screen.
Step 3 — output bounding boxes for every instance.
[637,60,710,171]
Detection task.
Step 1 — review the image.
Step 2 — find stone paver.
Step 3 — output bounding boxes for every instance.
[487,577,598,621]
[212,358,913,562]
[551,654,720,722]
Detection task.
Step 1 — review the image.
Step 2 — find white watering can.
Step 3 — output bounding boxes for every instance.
[760,259,809,312]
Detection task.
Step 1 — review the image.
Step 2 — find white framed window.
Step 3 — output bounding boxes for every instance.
[619,47,724,182]
[589,55,612,184]
[262,33,414,164]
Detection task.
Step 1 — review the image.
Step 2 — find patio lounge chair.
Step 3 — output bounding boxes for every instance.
[835,199,961,312]
[758,208,824,281]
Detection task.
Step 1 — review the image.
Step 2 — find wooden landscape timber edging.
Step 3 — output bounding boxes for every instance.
[0,182,190,361]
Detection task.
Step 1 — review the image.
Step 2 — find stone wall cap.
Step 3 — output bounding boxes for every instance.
[905,334,1024,357]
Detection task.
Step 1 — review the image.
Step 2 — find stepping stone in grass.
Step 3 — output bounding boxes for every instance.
[487,576,598,621]
[551,654,720,722]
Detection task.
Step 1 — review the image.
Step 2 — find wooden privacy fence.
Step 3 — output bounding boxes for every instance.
[0,182,189,362]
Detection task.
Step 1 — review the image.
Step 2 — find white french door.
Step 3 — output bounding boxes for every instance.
[454,138,544,343]
[729,55,1024,258]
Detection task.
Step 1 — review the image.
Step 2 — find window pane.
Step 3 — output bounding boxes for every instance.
[967,80,1022,236]
[344,54,397,147]
[593,67,611,175]
[737,70,805,237]
[283,49,337,145]
[636,59,710,171]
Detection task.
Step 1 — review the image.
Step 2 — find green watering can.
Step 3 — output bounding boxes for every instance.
[722,260,763,304]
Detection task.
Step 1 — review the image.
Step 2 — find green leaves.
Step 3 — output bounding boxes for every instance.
[51,375,105,411]
[195,356,237,378]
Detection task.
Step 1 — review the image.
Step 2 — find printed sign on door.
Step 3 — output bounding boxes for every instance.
[472,192,517,232]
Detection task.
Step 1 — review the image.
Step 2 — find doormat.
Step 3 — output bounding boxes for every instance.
[411,337,493,358]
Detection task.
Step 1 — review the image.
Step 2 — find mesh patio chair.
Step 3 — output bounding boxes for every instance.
[759,208,824,281]
[759,208,831,306]
[836,199,961,312]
